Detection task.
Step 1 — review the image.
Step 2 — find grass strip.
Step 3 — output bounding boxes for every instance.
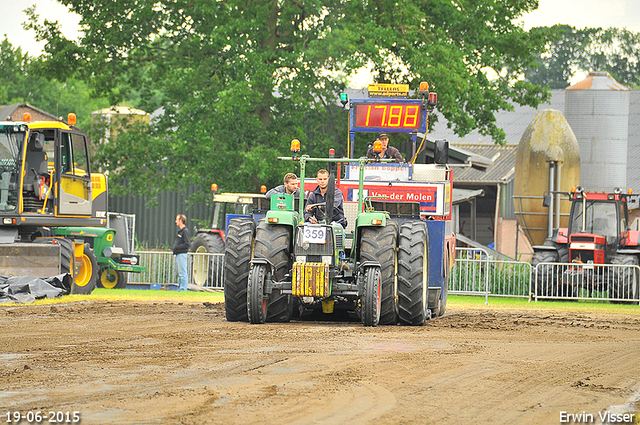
[450,295,640,315]
[11,291,640,315]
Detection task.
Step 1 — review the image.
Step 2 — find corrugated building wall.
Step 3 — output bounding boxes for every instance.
[565,71,630,191]
[501,179,516,220]
[109,187,211,249]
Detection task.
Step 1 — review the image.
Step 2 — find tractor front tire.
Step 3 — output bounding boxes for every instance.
[397,221,430,326]
[98,267,128,289]
[247,263,269,324]
[361,266,381,327]
[359,222,398,325]
[72,243,98,294]
[224,218,256,322]
[190,232,225,287]
[253,220,293,322]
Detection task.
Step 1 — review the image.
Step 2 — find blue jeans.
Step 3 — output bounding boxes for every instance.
[176,253,188,291]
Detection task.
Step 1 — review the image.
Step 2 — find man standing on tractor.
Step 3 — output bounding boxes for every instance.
[366,132,404,162]
[265,172,300,200]
[304,169,347,227]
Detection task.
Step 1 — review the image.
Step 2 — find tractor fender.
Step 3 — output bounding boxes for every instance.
[249,257,276,294]
[264,210,300,228]
[548,228,568,244]
[358,260,381,270]
[616,249,640,255]
[532,245,558,252]
[623,230,640,247]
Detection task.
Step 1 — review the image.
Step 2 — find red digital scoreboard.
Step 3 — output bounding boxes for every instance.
[351,100,426,133]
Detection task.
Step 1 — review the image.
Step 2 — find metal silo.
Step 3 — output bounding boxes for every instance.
[565,71,630,191]
[514,109,580,246]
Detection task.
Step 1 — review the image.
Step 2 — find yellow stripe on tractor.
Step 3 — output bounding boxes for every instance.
[292,262,330,297]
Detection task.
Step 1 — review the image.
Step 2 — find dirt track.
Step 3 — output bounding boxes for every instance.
[1,300,640,425]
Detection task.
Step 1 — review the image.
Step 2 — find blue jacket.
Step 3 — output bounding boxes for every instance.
[304,185,347,227]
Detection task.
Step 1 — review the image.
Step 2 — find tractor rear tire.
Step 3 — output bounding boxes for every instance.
[189,232,225,287]
[98,267,128,289]
[611,255,639,302]
[72,243,98,294]
[531,250,559,298]
[359,222,398,325]
[253,220,293,323]
[224,218,256,322]
[247,263,269,324]
[397,221,430,326]
[361,266,381,327]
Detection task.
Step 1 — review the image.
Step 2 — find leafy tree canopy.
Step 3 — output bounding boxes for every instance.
[526,25,640,89]
[25,0,549,195]
[0,37,106,129]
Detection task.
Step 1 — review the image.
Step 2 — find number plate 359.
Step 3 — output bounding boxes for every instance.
[303,225,326,244]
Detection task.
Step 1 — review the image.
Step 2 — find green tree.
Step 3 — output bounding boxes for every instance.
[0,37,107,129]
[0,38,36,105]
[26,0,550,195]
[526,25,640,89]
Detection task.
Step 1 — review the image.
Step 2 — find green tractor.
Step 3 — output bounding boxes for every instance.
[53,225,145,290]
[224,147,437,327]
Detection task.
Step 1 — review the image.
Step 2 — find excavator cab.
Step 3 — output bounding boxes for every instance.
[0,123,23,212]
[22,132,51,212]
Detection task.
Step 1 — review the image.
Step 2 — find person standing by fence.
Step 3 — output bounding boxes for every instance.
[173,214,191,291]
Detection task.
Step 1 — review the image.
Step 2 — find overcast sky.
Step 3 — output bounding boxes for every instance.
[3,0,640,55]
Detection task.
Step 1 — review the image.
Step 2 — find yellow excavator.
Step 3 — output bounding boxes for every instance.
[0,112,141,294]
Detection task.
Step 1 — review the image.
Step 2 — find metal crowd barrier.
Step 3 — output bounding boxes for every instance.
[126,249,640,304]
[532,262,640,303]
[128,251,225,289]
[450,247,532,304]
[451,246,639,304]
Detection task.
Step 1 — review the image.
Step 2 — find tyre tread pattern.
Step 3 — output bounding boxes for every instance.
[611,254,639,301]
[531,250,560,297]
[253,221,293,322]
[224,218,256,322]
[359,222,398,325]
[361,266,381,327]
[397,221,429,326]
[189,232,225,253]
[247,263,267,324]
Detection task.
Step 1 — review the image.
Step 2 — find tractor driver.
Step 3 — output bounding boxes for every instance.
[366,132,404,162]
[265,172,300,200]
[304,169,347,228]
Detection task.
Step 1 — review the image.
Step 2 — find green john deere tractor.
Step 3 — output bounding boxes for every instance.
[224,148,436,327]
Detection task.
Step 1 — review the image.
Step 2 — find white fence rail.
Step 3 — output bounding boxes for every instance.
[450,248,532,304]
[532,262,640,302]
[129,251,224,289]
[451,248,639,304]
[126,249,640,304]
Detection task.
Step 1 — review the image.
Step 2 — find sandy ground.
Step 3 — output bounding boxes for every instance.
[1,300,640,425]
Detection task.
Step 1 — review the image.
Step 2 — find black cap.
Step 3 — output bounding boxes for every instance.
[378,132,389,139]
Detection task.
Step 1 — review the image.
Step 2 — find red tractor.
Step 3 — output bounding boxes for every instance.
[531,187,640,301]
